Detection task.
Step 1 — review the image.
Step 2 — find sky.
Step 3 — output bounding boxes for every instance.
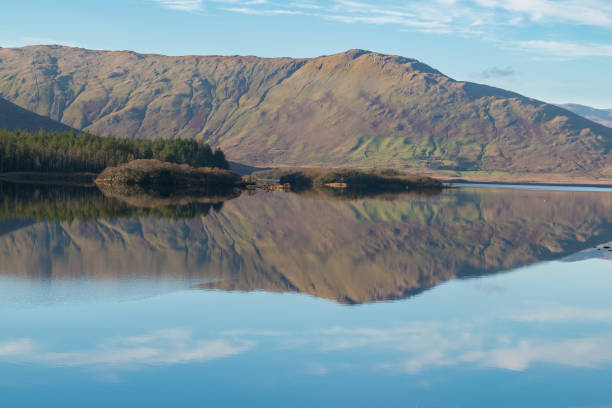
[1,0,611,108]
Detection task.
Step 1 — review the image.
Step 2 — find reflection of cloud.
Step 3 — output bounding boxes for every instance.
[113,328,192,344]
[4,313,612,375]
[317,324,482,354]
[511,306,612,323]
[219,329,287,337]
[310,318,612,373]
[462,337,612,371]
[0,329,252,368]
[403,350,451,373]
[0,339,36,356]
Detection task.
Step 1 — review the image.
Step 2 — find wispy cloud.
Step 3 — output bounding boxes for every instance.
[149,0,204,12]
[224,7,303,15]
[516,40,612,57]
[211,0,612,31]
[474,0,612,28]
[199,0,612,58]
[480,66,515,79]
[0,37,79,48]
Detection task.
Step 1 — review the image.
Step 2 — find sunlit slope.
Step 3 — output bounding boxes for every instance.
[2,189,612,304]
[0,96,72,132]
[1,46,611,174]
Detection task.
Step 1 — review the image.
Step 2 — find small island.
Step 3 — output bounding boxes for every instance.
[95,159,242,189]
[255,168,444,192]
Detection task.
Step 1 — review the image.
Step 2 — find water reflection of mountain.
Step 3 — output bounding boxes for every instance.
[2,184,612,304]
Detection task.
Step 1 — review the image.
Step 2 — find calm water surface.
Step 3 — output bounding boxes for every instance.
[1,182,612,407]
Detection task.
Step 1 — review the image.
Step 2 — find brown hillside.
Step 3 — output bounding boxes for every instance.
[1,45,611,175]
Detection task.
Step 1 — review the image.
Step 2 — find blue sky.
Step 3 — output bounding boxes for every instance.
[1,0,611,107]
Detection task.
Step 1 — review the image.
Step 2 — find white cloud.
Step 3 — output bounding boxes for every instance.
[474,0,612,27]
[0,37,79,48]
[224,7,303,15]
[516,40,612,57]
[208,0,612,57]
[149,0,204,12]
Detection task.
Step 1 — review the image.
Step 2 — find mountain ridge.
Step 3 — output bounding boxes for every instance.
[1,45,611,176]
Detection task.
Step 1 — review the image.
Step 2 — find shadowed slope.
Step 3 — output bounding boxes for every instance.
[1,46,611,175]
[0,96,72,132]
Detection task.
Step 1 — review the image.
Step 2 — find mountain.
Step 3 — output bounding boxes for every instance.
[559,104,612,128]
[0,95,72,132]
[3,184,612,304]
[0,45,611,176]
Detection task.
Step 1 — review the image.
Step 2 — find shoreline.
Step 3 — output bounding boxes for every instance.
[0,172,97,186]
[241,163,612,187]
[5,169,612,189]
[446,180,612,188]
[428,175,612,188]
[392,168,612,188]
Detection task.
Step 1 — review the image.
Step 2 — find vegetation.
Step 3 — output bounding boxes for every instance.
[0,129,229,173]
[0,181,236,222]
[293,187,442,201]
[95,159,241,188]
[274,168,443,192]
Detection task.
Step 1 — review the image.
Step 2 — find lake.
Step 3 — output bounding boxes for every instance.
[1,181,612,407]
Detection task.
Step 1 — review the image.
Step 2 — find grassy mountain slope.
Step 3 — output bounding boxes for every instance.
[0,96,72,132]
[1,45,611,175]
[559,103,612,128]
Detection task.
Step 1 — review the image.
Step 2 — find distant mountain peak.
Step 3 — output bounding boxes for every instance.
[559,103,612,128]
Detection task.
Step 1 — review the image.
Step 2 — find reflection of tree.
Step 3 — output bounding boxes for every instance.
[0,181,238,223]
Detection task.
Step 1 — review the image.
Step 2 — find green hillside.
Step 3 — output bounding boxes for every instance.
[1,45,611,176]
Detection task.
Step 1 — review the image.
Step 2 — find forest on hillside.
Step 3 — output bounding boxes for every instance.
[0,129,229,173]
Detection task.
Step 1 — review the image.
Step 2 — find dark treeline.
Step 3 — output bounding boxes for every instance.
[0,129,229,173]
